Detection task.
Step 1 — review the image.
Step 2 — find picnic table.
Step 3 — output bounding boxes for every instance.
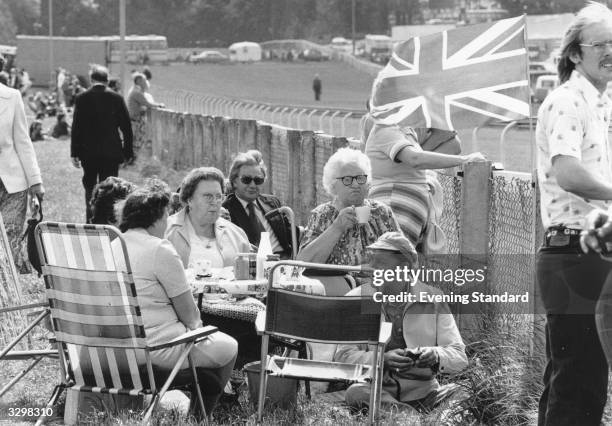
[190,266,325,368]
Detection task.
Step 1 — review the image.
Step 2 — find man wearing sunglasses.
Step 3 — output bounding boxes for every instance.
[223,150,298,258]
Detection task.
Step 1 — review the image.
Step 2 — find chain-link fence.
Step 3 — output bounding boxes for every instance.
[488,171,537,313]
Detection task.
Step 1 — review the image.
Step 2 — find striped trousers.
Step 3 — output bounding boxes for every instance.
[369,183,429,246]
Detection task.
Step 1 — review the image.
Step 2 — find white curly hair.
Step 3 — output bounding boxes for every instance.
[322,147,372,196]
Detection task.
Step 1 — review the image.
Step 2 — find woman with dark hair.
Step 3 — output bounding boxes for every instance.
[165,167,250,269]
[118,180,237,416]
[89,176,135,225]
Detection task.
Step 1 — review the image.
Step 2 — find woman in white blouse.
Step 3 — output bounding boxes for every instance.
[165,167,251,270]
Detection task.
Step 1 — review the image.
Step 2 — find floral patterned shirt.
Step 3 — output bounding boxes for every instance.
[536,70,612,229]
[299,199,401,265]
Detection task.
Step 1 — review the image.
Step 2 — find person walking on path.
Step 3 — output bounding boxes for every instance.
[71,65,133,222]
[313,74,322,101]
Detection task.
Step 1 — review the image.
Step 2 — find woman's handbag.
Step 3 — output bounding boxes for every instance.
[21,201,43,276]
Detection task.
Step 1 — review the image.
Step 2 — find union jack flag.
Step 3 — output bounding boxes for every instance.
[370,15,530,130]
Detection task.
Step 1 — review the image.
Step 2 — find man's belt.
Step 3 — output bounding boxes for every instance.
[544,226,582,248]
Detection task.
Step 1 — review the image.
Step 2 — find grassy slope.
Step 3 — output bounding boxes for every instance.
[0,137,546,425]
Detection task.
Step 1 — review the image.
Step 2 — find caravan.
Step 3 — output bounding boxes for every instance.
[228,42,262,62]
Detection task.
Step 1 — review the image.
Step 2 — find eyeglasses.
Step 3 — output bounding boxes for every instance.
[240,176,265,185]
[580,41,612,52]
[336,175,368,186]
[201,193,224,203]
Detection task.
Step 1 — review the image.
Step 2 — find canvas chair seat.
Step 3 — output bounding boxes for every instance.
[264,355,372,383]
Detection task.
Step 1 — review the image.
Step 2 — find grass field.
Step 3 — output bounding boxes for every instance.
[129,61,374,110]
[133,61,537,173]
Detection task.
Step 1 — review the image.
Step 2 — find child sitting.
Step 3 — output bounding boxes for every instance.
[51,112,70,139]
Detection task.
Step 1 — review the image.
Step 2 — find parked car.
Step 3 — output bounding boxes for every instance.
[301,49,329,61]
[370,51,391,65]
[330,37,353,53]
[529,61,556,73]
[533,74,559,103]
[188,50,229,64]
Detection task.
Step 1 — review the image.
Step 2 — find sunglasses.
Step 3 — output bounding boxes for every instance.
[336,175,368,186]
[240,176,265,185]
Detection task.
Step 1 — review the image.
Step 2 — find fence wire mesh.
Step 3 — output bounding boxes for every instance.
[439,171,463,256]
[488,173,537,317]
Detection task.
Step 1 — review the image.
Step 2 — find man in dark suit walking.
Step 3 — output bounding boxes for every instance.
[223,150,298,259]
[71,65,133,222]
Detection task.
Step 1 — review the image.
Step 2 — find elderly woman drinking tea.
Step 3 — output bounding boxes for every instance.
[297,147,401,272]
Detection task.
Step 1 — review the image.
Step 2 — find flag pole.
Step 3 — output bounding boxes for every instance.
[523,13,535,175]
[522,13,542,360]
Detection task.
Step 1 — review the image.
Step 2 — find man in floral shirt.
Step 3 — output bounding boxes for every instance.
[535,3,612,424]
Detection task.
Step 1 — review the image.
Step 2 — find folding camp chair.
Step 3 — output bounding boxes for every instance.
[255,260,391,425]
[277,206,298,259]
[0,213,58,418]
[34,222,219,425]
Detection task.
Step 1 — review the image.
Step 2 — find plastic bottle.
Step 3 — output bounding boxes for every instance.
[256,232,273,280]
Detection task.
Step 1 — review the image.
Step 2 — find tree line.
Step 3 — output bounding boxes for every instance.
[0,0,600,48]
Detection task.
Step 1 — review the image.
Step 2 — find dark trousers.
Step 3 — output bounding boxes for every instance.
[81,159,119,222]
[536,246,609,426]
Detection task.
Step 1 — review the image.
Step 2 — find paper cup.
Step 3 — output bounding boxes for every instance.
[355,206,371,224]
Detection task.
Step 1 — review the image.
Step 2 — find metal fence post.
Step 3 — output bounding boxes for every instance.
[472,126,481,152]
[289,108,299,128]
[499,120,519,167]
[458,161,493,341]
[307,110,317,131]
[271,106,280,124]
[341,112,353,138]
[329,110,341,135]
[296,108,308,129]
[279,107,289,127]
[319,110,329,132]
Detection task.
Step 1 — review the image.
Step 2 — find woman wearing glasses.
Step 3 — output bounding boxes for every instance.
[165,167,250,269]
[297,147,401,272]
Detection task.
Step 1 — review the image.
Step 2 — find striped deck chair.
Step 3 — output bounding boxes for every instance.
[34,222,218,425]
[255,261,392,426]
[0,212,58,417]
